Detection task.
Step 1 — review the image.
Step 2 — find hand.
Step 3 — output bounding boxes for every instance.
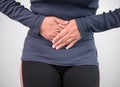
[52,19,81,49]
[40,16,69,41]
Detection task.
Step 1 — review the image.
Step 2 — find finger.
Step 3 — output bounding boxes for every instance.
[53,17,69,25]
[50,33,58,37]
[58,24,67,29]
[55,25,64,32]
[54,38,73,49]
[66,40,78,49]
[52,29,68,44]
[49,36,56,41]
[52,34,71,48]
[55,42,67,50]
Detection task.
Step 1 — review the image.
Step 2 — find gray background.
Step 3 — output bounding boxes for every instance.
[0,0,120,87]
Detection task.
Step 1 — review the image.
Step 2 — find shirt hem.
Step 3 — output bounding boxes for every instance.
[21,57,99,66]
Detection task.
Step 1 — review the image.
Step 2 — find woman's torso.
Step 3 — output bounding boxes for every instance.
[21,0,99,66]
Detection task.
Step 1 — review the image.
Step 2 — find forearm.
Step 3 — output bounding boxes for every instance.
[0,0,45,34]
[76,8,120,38]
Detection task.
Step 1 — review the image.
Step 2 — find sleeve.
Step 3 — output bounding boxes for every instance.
[75,8,120,38]
[0,0,45,34]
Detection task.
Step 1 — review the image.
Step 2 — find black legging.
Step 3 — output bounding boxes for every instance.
[21,61,99,87]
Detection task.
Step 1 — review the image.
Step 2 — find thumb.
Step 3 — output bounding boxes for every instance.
[54,17,69,25]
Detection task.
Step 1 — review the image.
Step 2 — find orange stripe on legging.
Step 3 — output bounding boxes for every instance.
[20,61,24,87]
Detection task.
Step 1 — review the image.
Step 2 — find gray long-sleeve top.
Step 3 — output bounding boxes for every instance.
[0,0,120,66]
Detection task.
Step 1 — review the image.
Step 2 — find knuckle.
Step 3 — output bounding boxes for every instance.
[66,40,70,44]
[45,34,49,38]
[45,33,51,39]
[70,37,74,40]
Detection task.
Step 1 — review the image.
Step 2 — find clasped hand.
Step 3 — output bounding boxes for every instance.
[40,16,81,49]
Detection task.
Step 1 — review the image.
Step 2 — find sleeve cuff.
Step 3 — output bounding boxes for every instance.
[75,18,88,38]
[32,15,45,34]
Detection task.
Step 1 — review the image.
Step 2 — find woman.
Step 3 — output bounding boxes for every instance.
[0,0,120,87]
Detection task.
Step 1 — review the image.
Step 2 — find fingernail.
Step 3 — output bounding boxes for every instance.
[52,45,55,48]
[56,47,59,50]
[52,41,54,43]
[52,40,55,44]
[66,47,69,50]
